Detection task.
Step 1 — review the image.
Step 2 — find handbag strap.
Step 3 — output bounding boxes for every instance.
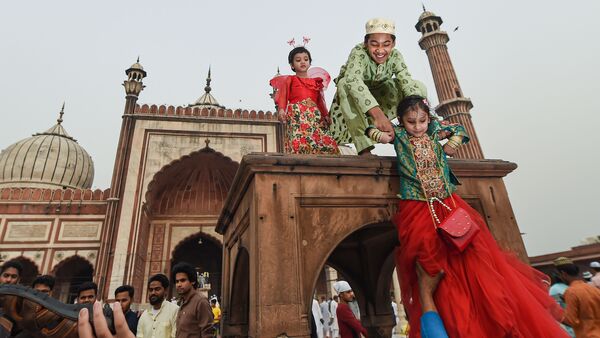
[428,197,452,225]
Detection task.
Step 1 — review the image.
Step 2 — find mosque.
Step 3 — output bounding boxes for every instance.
[0,9,529,313]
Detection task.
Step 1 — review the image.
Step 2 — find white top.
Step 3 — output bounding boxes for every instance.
[137,300,179,338]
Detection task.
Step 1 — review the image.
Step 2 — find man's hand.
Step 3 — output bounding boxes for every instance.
[437,130,451,140]
[443,143,457,157]
[367,106,393,134]
[78,302,134,338]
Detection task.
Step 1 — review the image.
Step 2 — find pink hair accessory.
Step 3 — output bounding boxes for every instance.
[287,36,311,47]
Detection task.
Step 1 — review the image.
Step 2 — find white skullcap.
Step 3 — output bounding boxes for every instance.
[590,261,600,268]
[333,281,352,294]
[365,18,396,35]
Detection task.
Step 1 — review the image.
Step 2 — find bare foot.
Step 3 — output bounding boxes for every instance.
[416,263,444,313]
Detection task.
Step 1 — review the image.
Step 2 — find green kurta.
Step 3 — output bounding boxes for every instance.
[330,44,427,153]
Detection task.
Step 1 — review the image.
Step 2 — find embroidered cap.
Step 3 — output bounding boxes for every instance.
[365,18,396,36]
[553,256,574,267]
[583,271,593,279]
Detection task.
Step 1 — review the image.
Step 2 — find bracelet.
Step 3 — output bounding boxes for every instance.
[368,129,383,142]
[446,140,460,149]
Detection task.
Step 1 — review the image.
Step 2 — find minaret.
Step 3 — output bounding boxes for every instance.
[97,58,146,297]
[416,9,484,159]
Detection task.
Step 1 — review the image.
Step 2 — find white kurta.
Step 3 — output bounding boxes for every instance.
[312,299,324,338]
[330,300,339,335]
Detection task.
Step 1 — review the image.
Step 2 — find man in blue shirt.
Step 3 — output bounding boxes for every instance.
[115,285,139,335]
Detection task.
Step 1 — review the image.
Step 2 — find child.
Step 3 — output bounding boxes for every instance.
[367,95,570,338]
[329,18,427,155]
[270,47,339,154]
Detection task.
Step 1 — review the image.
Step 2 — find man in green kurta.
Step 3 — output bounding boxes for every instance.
[330,18,427,155]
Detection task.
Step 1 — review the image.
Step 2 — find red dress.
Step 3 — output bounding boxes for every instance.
[393,136,569,338]
[270,75,339,154]
[394,196,569,338]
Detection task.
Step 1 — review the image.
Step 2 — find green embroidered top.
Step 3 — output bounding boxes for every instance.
[367,120,470,201]
[329,44,427,153]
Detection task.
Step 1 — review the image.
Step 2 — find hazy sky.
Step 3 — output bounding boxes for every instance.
[1,1,598,256]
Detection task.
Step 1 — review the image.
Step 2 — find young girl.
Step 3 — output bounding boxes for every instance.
[368,95,569,338]
[270,47,339,154]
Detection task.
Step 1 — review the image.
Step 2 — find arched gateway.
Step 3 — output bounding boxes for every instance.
[217,153,523,337]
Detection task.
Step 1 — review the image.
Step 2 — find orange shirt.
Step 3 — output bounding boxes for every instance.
[563,280,600,337]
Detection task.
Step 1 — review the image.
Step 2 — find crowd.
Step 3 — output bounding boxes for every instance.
[1,14,600,338]
[0,260,221,338]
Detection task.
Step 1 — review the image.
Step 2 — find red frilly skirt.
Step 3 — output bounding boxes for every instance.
[393,194,569,338]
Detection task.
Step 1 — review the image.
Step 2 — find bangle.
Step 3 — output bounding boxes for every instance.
[447,140,460,149]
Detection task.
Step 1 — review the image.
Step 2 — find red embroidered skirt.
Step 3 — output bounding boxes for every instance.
[393,194,569,338]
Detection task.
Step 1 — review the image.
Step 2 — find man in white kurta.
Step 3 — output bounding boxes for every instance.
[312,298,324,338]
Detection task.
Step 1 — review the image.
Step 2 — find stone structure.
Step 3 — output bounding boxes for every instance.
[216,155,521,337]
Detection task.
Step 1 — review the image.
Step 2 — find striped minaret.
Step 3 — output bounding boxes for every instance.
[416,9,484,159]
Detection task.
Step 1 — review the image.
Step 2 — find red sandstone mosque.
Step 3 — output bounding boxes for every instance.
[1,11,597,332]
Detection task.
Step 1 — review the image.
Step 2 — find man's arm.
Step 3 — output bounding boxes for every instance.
[562,290,580,328]
[391,50,427,98]
[196,299,214,338]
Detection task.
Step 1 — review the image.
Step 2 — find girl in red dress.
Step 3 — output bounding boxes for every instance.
[369,96,569,338]
[270,47,339,154]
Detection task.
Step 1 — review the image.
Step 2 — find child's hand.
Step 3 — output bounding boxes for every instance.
[277,109,286,123]
[437,130,451,140]
[379,131,394,144]
[443,143,457,156]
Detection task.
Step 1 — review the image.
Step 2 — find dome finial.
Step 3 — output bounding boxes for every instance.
[422,3,426,12]
[137,55,140,63]
[204,66,212,94]
[57,102,65,124]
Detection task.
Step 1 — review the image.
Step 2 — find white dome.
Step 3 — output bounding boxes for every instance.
[0,121,94,189]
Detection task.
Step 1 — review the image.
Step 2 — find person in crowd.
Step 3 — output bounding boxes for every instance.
[0,261,22,285]
[171,262,213,338]
[115,285,138,335]
[556,261,600,337]
[329,296,339,338]
[210,297,221,338]
[137,274,178,338]
[333,281,367,338]
[31,275,55,296]
[77,282,98,305]
[319,296,331,338]
[591,261,600,289]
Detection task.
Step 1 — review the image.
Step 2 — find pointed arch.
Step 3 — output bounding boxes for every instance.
[145,147,239,216]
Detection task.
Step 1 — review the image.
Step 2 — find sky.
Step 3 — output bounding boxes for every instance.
[0,0,598,256]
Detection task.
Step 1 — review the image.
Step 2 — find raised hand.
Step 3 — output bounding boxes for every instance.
[78,302,133,338]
